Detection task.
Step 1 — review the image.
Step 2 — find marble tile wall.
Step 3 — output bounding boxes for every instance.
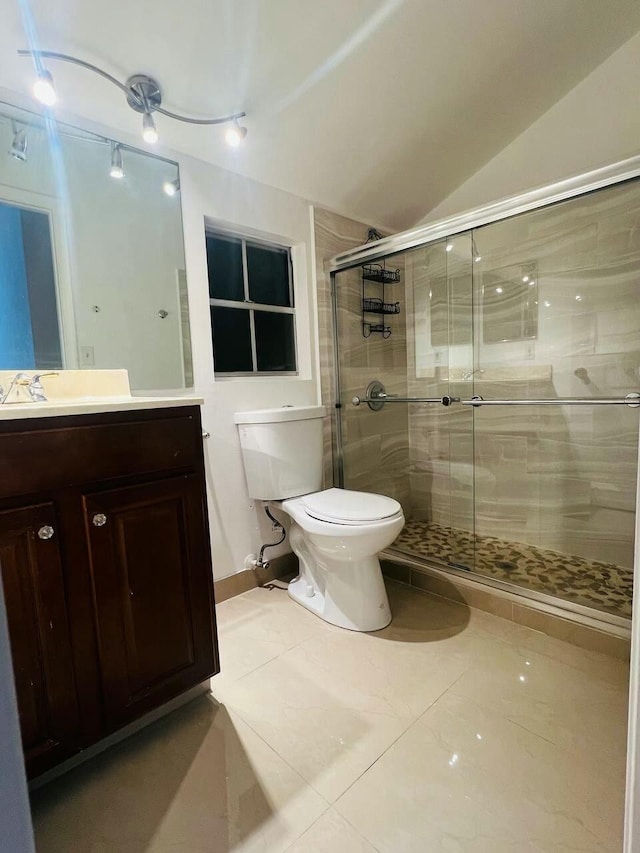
[313,208,410,510]
[406,178,640,572]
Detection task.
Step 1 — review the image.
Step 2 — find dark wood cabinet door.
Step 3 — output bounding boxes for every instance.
[0,504,79,777]
[83,475,217,729]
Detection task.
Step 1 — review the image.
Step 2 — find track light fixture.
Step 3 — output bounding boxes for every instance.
[109,142,124,179]
[9,121,28,161]
[33,68,56,106]
[142,111,158,145]
[18,50,247,147]
[225,118,248,148]
[163,178,180,197]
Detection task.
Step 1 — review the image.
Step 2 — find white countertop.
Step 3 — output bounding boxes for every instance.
[0,395,204,421]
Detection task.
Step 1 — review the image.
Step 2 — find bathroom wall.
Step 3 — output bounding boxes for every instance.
[406,179,640,569]
[313,207,411,511]
[419,29,640,224]
[178,160,320,580]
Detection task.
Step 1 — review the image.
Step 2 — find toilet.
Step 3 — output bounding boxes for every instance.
[234,405,405,631]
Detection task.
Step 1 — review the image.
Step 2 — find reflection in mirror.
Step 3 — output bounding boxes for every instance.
[481,262,538,343]
[0,200,60,368]
[0,102,191,391]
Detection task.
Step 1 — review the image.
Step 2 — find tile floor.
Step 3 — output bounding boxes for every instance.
[394,519,634,617]
[31,580,630,852]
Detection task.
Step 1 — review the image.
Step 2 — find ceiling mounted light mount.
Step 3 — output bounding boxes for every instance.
[18,50,247,146]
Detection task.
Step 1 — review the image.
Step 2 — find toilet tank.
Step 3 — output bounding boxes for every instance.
[234,405,326,500]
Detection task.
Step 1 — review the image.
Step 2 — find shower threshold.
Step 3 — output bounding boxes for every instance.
[388,520,632,630]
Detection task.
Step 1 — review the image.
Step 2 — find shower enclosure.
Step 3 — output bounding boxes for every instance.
[330,164,640,628]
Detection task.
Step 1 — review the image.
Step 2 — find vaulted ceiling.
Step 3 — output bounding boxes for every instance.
[2,0,640,229]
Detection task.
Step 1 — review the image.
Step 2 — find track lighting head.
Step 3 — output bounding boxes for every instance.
[9,122,28,161]
[33,69,56,106]
[142,111,158,144]
[163,178,180,197]
[225,119,247,148]
[110,142,124,179]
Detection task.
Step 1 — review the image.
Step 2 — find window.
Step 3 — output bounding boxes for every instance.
[206,231,296,375]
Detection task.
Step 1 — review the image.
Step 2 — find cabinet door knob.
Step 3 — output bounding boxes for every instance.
[37,525,55,540]
[92,513,108,527]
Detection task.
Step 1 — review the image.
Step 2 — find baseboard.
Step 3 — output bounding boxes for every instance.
[214,552,298,603]
[381,557,631,661]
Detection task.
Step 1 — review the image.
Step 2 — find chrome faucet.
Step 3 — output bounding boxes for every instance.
[0,372,58,404]
[461,368,485,381]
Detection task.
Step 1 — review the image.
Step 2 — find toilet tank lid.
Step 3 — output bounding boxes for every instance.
[302,488,402,523]
[234,405,326,424]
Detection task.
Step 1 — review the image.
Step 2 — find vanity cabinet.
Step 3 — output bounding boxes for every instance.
[0,405,218,779]
[0,504,79,779]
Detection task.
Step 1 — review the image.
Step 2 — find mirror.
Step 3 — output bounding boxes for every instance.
[0,101,192,392]
[481,262,538,343]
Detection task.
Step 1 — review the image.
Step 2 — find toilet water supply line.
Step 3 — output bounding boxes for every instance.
[252,504,286,571]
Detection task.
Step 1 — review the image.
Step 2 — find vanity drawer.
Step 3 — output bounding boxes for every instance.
[0,406,202,499]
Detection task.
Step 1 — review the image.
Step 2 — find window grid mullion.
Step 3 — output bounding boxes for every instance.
[241,239,250,302]
[249,309,258,373]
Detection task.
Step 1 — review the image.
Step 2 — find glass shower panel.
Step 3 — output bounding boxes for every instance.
[334,256,413,514]
[335,239,476,573]
[403,240,456,563]
[441,232,475,570]
[471,178,640,617]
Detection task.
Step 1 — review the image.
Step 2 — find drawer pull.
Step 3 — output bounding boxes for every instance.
[37,525,55,540]
[92,513,108,527]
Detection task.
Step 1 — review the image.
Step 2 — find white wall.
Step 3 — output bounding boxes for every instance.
[419,30,640,225]
[180,157,319,579]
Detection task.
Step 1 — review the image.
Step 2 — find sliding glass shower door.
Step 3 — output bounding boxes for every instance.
[467,180,640,618]
[334,175,640,622]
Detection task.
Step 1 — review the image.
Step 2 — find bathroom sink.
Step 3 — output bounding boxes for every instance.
[0,368,131,404]
[0,369,202,419]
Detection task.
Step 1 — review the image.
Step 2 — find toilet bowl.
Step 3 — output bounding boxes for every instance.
[280,488,404,631]
[234,406,406,631]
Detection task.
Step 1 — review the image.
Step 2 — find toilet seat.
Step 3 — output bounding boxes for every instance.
[301,488,402,526]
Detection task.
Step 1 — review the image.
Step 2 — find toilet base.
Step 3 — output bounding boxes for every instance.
[287,555,392,632]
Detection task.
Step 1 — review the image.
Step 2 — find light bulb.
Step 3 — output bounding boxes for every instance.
[495,287,503,294]
[142,112,158,144]
[225,119,247,147]
[522,275,529,283]
[33,69,56,106]
[110,143,124,179]
[445,242,453,252]
[163,178,180,197]
[474,255,481,263]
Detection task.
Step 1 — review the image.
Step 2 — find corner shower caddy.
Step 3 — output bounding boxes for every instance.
[361,253,401,339]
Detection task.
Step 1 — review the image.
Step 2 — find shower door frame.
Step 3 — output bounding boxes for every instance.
[329,154,640,633]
